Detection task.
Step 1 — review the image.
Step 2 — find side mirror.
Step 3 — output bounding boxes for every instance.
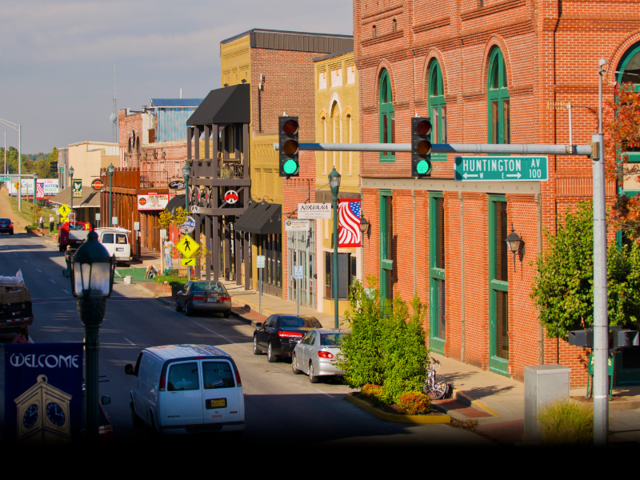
[124,364,135,375]
[101,395,111,406]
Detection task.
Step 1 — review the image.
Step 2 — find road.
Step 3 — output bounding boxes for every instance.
[0,233,492,446]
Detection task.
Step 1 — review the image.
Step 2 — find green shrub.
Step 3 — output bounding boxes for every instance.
[537,398,593,445]
[395,392,431,415]
[154,275,187,289]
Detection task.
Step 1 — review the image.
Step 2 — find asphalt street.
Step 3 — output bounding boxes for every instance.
[0,233,493,446]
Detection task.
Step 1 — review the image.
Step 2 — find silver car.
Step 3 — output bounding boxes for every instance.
[175,281,232,317]
[291,329,349,383]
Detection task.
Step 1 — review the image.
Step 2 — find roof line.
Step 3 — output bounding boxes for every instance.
[221,28,353,45]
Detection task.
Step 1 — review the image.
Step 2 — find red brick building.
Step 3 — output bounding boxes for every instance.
[353,0,640,385]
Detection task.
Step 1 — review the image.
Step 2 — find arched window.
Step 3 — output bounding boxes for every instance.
[428,60,447,162]
[618,43,640,91]
[379,69,395,161]
[488,48,510,144]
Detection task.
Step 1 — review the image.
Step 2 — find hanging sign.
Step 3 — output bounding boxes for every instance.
[298,203,331,219]
[285,220,309,232]
[224,190,239,205]
[168,180,185,190]
[91,179,104,191]
[72,179,82,198]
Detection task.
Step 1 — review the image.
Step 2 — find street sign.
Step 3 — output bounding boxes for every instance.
[454,156,548,181]
[293,265,303,280]
[91,179,104,191]
[176,234,199,258]
[14,182,20,190]
[58,204,72,217]
[257,255,266,268]
[179,216,196,235]
[181,258,196,267]
[0,176,10,182]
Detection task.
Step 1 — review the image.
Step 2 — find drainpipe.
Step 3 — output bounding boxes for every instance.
[537,192,544,365]
[412,189,417,295]
[459,191,465,362]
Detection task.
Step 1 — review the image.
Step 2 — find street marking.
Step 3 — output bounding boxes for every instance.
[49,279,56,284]
[187,319,251,354]
[62,289,70,295]
[36,269,42,273]
[123,337,135,345]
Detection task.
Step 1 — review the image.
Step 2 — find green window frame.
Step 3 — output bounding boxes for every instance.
[380,190,394,301]
[488,49,510,145]
[379,70,395,162]
[618,43,640,164]
[428,61,447,163]
[489,195,510,377]
[429,192,445,354]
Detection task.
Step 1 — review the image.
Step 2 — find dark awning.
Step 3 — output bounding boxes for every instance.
[234,201,281,235]
[187,84,250,126]
[165,194,185,214]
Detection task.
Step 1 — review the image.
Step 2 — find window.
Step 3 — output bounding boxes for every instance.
[203,361,235,389]
[167,362,200,391]
[379,70,395,161]
[489,196,509,377]
[428,61,447,162]
[380,191,394,300]
[102,233,114,244]
[488,48,510,144]
[373,25,377,38]
[618,43,640,163]
[429,193,445,353]
[325,252,351,299]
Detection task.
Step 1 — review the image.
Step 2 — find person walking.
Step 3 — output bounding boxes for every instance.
[49,213,54,233]
[164,239,175,271]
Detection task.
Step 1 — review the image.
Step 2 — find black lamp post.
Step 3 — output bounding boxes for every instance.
[69,166,75,213]
[33,172,37,210]
[329,167,341,329]
[69,230,115,442]
[108,163,115,227]
[505,224,524,272]
[182,163,191,278]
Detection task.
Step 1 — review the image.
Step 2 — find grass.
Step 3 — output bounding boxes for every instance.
[537,398,594,445]
[7,196,57,232]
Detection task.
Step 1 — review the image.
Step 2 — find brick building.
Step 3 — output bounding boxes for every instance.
[353,0,640,386]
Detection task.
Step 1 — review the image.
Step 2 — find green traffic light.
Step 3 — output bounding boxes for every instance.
[416,160,431,175]
[283,159,299,175]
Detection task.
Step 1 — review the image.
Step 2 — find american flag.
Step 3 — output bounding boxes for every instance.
[36,182,45,200]
[338,199,361,247]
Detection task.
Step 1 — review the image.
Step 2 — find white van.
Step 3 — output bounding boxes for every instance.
[95,227,132,266]
[125,344,245,436]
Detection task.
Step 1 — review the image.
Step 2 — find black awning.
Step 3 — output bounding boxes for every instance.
[234,201,281,235]
[187,84,250,126]
[165,195,185,214]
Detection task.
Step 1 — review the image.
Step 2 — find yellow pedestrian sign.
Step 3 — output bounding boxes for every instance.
[58,204,72,217]
[176,234,199,258]
[181,257,197,267]
[61,216,69,223]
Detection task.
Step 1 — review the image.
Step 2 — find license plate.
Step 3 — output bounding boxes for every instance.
[207,398,227,409]
[116,248,124,251]
[208,297,218,303]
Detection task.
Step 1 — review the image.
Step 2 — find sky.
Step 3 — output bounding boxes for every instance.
[0,0,353,154]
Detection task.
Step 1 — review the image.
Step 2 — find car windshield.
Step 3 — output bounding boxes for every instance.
[279,316,322,328]
[69,224,85,231]
[191,282,226,293]
[0,219,10,223]
[320,333,348,346]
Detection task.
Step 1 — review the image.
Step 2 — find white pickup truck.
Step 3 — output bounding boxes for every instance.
[95,227,132,266]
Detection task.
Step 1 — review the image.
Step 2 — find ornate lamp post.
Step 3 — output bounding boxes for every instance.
[33,172,37,210]
[329,167,341,329]
[108,163,115,227]
[182,163,191,278]
[69,166,75,213]
[69,230,115,441]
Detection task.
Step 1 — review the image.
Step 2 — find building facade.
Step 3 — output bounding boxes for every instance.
[353,0,640,386]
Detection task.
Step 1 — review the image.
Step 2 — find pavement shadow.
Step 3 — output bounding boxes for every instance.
[460,385,516,401]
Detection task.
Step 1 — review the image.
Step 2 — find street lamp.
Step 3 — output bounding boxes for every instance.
[182,163,191,279]
[108,163,115,227]
[329,167,341,329]
[69,230,115,442]
[33,172,37,210]
[69,166,75,214]
[505,224,524,272]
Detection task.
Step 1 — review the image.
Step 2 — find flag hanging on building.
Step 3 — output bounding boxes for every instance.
[338,199,361,247]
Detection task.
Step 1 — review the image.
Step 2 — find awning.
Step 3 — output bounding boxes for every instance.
[186,84,250,126]
[49,187,100,209]
[165,194,185,214]
[234,201,281,235]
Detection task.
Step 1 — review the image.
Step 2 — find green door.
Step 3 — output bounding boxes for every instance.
[429,193,445,354]
[380,191,393,301]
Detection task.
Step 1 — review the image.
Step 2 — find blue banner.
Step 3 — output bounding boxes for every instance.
[4,343,83,444]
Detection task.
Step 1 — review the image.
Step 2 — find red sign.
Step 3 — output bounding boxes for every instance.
[91,179,104,191]
[224,190,239,204]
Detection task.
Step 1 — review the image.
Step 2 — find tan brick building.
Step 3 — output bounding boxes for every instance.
[353,0,640,386]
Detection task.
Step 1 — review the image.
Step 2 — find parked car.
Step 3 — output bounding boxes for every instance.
[175,281,232,317]
[0,218,14,235]
[124,344,245,436]
[95,227,132,266]
[292,329,349,383]
[253,315,323,363]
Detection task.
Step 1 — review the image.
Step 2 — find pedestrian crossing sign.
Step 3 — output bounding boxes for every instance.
[58,204,72,217]
[176,234,199,258]
[181,258,196,267]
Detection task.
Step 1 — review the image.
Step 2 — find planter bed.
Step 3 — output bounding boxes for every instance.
[346,392,451,424]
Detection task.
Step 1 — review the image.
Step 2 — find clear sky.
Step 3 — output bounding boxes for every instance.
[0,0,353,154]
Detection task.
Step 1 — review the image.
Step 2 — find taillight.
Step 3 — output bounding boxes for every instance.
[279,331,303,338]
[98,424,114,440]
[193,296,206,301]
[234,367,242,387]
[318,351,334,359]
[159,375,166,391]
[219,296,231,301]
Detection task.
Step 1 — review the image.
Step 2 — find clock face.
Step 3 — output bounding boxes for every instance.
[46,402,66,427]
[23,404,38,429]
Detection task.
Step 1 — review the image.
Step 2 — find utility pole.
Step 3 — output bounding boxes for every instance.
[0,119,22,211]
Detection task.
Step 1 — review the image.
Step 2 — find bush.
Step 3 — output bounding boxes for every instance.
[395,392,431,415]
[154,275,187,290]
[360,384,386,406]
[537,398,593,445]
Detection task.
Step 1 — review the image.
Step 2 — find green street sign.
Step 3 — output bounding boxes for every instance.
[454,156,548,181]
[0,176,10,182]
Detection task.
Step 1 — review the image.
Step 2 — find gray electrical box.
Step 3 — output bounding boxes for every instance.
[524,364,571,443]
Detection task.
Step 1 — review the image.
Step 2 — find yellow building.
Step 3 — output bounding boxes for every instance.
[313,50,361,316]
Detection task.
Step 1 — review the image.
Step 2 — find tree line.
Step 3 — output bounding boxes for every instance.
[1,146,58,179]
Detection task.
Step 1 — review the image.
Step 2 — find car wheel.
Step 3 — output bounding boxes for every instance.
[309,361,320,383]
[253,336,263,355]
[175,299,183,312]
[223,311,230,318]
[131,402,143,428]
[267,341,278,363]
[184,303,192,317]
[292,354,302,374]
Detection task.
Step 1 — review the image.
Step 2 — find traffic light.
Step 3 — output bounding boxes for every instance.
[279,116,299,178]
[411,117,432,178]
[49,161,58,176]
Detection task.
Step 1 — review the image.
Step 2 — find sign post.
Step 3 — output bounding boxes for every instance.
[257,255,265,315]
[294,265,303,316]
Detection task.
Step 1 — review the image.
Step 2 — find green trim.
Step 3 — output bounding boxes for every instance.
[617,42,640,92]
[380,190,393,300]
[428,61,447,163]
[488,195,510,377]
[429,192,445,353]
[487,48,510,145]
[379,69,395,162]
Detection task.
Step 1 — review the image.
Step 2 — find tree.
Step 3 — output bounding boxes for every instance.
[531,201,640,339]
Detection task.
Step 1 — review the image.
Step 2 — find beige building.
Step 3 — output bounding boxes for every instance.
[67,141,119,189]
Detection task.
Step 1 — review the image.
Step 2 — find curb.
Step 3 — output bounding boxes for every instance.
[346,393,451,424]
[452,389,501,418]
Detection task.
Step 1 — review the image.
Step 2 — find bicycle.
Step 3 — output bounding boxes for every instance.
[422,357,448,400]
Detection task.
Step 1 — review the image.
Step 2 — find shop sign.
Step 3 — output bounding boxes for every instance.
[224,190,239,204]
[285,220,309,232]
[137,193,169,211]
[91,179,104,191]
[298,203,331,219]
[179,216,196,235]
[168,180,185,190]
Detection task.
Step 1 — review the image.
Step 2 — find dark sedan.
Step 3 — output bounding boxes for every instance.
[253,315,323,363]
[0,218,14,235]
[175,281,232,317]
